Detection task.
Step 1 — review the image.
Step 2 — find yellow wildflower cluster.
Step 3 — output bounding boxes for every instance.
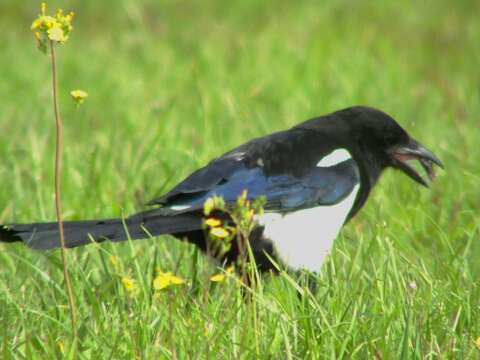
[205,217,230,239]
[153,271,186,290]
[204,197,233,239]
[31,3,74,52]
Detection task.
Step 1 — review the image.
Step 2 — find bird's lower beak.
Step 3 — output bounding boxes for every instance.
[391,138,444,187]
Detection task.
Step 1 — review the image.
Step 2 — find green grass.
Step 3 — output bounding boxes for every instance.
[1,0,479,358]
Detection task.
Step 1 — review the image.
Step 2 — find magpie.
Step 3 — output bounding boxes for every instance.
[0,106,443,273]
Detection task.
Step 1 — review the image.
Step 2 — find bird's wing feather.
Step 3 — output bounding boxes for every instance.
[148,128,359,215]
[147,155,247,206]
[151,159,359,215]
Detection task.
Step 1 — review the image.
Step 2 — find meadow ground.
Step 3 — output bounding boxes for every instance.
[0,0,479,358]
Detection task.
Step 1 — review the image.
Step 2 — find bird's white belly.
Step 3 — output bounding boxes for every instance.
[257,185,360,272]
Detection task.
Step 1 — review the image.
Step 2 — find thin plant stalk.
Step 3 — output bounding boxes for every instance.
[49,39,77,338]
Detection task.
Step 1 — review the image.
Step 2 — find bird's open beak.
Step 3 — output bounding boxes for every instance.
[391,138,444,187]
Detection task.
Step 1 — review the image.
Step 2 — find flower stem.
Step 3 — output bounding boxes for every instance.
[50,40,77,339]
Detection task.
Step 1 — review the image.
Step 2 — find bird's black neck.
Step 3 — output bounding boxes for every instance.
[348,149,385,220]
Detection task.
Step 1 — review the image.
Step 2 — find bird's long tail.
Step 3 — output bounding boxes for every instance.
[0,212,202,250]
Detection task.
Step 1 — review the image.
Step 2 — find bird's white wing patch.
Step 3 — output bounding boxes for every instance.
[257,184,359,272]
[169,205,191,211]
[317,148,352,167]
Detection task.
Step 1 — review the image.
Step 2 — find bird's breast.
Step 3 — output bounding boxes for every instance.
[256,184,360,272]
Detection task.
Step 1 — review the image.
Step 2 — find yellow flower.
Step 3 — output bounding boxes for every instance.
[31,15,58,31]
[210,227,229,238]
[109,255,120,269]
[204,198,215,215]
[475,337,480,349]
[121,276,137,292]
[65,12,75,23]
[204,323,212,337]
[210,227,230,238]
[205,217,222,227]
[209,266,234,282]
[209,273,226,282]
[57,340,64,354]
[70,89,88,105]
[31,3,75,49]
[47,26,65,42]
[153,272,186,290]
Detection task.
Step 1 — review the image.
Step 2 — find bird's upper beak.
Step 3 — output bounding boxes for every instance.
[390,138,444,187]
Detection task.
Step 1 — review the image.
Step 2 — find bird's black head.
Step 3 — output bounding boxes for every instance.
[336,106,444,187]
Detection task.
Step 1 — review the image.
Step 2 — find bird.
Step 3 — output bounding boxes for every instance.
[0,106,443,274]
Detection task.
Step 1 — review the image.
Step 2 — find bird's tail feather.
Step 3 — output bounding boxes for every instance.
[0,213,202,250]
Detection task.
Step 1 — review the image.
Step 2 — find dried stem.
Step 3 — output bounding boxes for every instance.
[50,40,77,339]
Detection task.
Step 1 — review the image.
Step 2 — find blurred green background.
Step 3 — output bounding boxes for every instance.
[0,0,479,358]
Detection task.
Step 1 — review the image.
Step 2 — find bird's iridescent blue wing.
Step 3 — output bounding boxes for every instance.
[153,158,359,215]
